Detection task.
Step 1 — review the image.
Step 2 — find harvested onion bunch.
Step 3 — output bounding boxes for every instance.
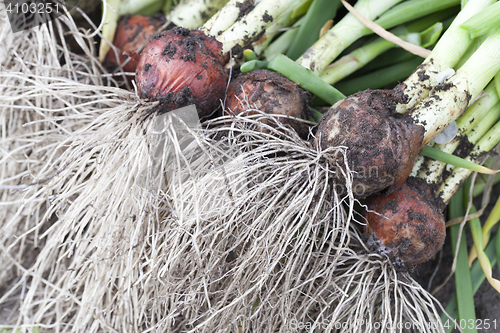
[242,0,500,198]
[134,0,308,117]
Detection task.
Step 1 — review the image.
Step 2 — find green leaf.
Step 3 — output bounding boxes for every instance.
[421,145,500,174]
[268,54,345,105]
[444,186,477,333]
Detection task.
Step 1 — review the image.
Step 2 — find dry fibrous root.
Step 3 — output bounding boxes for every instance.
[0,2,115,307]
[0,98,350,331]
[0,4,147,329]
[1,96,449,332]
[0,5,449,332]
[1,92,170,330]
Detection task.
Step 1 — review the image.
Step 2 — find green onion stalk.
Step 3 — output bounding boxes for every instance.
[261,0,340,61]
[280,23,500,198]
[417,82,500,184]
[243,0,462,102]
[262,16,305,60]
[200,0,254,36]
[167,0,230,29]
[407,26,500,146]
[120,0,165,15]
[251,0,312,56]
[438,117,500,204]
[319,20,444,85]
[320,7,500,196]
[214,0,310,53]
[394,0,498,113]
[339,10,458,77]
[294,0,460,75]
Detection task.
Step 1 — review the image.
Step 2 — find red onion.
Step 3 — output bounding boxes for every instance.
[365,178,446,267]
[136,27,229,118]
[104,14,166,75]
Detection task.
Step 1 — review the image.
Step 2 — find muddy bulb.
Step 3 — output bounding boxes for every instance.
[315,89,425,198]
[136,27,229,118]
[224,69,310,137]
[365,179,446,267]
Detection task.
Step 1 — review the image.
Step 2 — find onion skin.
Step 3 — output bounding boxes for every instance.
[104,14,166,74]
[224,69,310,137]
[365,179,446,267]
[316,89,425,198]
[136,27,229,118]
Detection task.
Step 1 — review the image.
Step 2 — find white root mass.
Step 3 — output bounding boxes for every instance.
[0,4,450,332]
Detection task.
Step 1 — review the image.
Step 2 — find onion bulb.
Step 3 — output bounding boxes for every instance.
[365,178,446,267]
[224,69,310,136]
[136,27,229,118]
[316,89,425,198]
[104,14,166,74]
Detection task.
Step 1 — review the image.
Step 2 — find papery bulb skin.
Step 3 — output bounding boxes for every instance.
[136,27,229,118]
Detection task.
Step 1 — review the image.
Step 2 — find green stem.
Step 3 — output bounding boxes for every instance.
[420,83,500,183]
[263,17,304,60]
[395,0,496,114]
[460,1,500,39]
[296,0,460,74]
[439,118,500,203]
[320,22,443,85]
[240,59,269,72]
[217,0,302,53]
[334,57,422,95]
[295,0,404,74]
[352,11,458,75]
[119,0,162,15]
[286,0,340,60]
[252,0,313,56]
[448,187,478,333]
[441,229,498,332]
[200,0,254,37]
[408,27,500,146]
[99,0,121,62]
[267,54,345,105]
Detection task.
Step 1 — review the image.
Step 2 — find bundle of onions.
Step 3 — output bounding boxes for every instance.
[239,0,500,198]
[134,0,311,116]
[365,82,500,267]
[224,0,464,139]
